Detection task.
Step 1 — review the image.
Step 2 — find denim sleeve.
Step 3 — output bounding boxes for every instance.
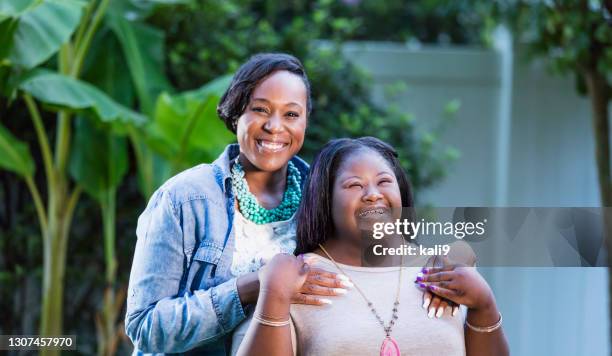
[125,189,246,353]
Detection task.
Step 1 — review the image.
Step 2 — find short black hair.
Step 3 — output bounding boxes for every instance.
[217,53,312,133]
[295,137,414,255]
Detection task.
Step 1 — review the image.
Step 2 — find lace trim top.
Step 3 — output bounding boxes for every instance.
[230,208,297,277]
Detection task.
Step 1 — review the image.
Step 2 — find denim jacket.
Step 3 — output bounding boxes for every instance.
[125,144,309,355]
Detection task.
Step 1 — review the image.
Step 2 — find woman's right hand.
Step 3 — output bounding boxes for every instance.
[259,254,351,306]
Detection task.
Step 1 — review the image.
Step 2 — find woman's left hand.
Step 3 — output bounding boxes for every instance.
[416,257,495,311]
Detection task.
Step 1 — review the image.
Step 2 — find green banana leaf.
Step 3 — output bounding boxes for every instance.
[0,122,35,177]
[0,0,39,18]
[2,0,85,69]
[18,70,146,130]
[82,29,135,107]
[106,0,194,21]
[69,118,127,202]
[0,17,18,62]
[106,13,172,114]
[146,74,236,168]
[80,28,170,198]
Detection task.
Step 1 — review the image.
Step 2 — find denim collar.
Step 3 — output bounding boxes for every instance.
[212,143,310,195]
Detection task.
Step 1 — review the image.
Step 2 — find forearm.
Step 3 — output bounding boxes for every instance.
[464,301,510,356]
[236,292,294,356]
[126,277,246,353]
[237,271,260,305]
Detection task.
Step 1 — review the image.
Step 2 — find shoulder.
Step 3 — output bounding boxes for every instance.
[154,163,225,209]
[447,240,477,266]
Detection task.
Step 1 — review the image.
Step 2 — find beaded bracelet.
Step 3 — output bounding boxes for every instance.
[465,312,503,333]
[253,313,291,327]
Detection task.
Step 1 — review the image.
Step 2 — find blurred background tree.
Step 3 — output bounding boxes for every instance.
[488,1,611,205]
[479,0,612,347]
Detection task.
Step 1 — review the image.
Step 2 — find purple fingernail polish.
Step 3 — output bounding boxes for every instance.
[421,268,429,274]
[429,285,436,291]
[416,276,423,282]
[419,282,427,288]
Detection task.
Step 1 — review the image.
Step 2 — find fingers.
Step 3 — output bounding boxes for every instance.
[300,283,348,297]
[419,278,461,318]
[307,272,353,289]
[426,295,450,319]
[308,267,348,282]
[427,284,459,300]
[417,270,454,283]
[452,304,460,317]
[291,293,333,306]
[437,300,450,318]
[422,290,432,310]
[427,295,441,318]
[421,265,456,274]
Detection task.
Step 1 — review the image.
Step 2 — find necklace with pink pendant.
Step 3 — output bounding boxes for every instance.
[380,336,401,356]
[319,244,404,356]
[375,299,401,356]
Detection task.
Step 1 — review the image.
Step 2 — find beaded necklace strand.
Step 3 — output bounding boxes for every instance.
[231,157,302,224]
[318,244,404,356]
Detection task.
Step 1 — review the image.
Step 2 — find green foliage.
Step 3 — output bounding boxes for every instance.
[0,122,34,177]
[486,0,611,95]
[316,0,494,45]
[69,118,128,202]
[106,13,172,114]
[149,0,457,195]
[0,0,233,352]
[18,70,146,128]
[1,0,85,69]
[147,75,235,171]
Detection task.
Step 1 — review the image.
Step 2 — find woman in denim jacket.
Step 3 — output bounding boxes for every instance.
[124,53,351,355]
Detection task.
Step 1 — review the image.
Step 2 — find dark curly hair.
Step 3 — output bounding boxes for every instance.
[295,137,414,255]
[216,53,312,133]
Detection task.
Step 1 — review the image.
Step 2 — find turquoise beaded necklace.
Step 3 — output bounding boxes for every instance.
[231,157,302,224]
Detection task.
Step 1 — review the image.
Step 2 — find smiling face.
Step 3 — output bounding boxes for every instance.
[235,70,308,172]
[331,148,403,243]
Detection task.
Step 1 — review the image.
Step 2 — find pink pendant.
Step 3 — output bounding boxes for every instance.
[380,336,401,356]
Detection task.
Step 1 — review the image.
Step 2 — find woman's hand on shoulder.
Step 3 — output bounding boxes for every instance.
[259,254,351,306]
[416,255,495,312]
[417,242,481,317]
[259,254,310,304]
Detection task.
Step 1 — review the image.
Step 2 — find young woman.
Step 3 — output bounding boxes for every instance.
[236,137,510,356]
[124,53,351,355]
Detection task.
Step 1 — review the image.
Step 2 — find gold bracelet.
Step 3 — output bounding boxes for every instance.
[253,313,290,327]
[465,312,503,333]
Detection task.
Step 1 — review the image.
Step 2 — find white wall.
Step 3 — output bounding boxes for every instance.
[341,40,610,356]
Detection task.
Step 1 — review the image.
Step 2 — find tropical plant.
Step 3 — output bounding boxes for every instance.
[0,1,234,355]
[1,4,144,356]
